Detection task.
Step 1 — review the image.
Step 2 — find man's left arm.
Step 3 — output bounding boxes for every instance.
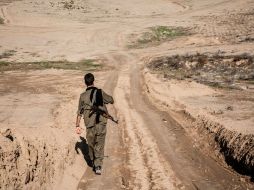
[102,90,114,104]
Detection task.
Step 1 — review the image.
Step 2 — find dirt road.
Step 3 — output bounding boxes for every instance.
[0,0,253,189]
[76,53,251,189]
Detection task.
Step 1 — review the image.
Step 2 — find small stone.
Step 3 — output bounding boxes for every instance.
[162,119,167,123]
[240,177,245,182]
[236,60,247,66]
[226,106,233,111]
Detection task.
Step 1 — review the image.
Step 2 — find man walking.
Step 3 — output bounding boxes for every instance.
[75,73,114,175]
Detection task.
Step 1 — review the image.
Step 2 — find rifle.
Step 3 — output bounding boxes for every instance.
[84,103,118,124]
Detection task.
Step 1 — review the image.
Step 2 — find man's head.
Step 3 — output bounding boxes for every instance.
[84,73,94,86]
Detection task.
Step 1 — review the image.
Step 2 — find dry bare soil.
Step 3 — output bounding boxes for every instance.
[0,0,254,189]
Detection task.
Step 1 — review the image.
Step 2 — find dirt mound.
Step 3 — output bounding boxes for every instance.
[0,128,77,189]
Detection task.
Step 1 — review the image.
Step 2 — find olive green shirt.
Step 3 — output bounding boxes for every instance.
[77,87,114,128]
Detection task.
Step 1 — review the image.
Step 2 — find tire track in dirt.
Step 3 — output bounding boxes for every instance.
[114,53,180,190]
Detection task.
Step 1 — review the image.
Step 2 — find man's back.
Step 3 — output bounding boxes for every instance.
[77,86,114,128]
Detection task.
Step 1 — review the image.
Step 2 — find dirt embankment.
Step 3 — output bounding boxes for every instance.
[0,128,77,189]
[144,53,254,181]
[190,115,254,179]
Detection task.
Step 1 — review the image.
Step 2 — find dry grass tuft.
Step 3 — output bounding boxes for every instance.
[128,26,188,49]
[148,53,254,89]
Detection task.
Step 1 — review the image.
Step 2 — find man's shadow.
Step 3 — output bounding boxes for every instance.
[75,136,93,168]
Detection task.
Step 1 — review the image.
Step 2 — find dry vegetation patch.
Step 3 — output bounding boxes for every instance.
[0,50,16,59]
[128,26,189,48]
[148,53,254,89]
[0,59,102,72]
[49,0,87,10]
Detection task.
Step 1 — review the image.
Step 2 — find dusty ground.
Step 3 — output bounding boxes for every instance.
[0,0,254,189]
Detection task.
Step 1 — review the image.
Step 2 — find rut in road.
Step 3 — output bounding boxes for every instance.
[114,54,179,190]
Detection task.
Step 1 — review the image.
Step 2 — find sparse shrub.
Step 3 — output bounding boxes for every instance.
[150,26,185,40]
[62,0,74,9]
[0,50,16,59]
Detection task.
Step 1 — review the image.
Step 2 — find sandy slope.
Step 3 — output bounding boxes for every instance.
[0,0,254,189]
[143,69,254,134]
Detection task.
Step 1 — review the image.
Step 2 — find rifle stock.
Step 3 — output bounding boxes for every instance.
[84,103,118,124]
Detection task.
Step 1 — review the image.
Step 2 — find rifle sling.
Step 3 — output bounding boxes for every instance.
[88,88,103,124]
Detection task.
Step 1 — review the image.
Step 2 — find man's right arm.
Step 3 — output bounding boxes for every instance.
[76,94,83,134]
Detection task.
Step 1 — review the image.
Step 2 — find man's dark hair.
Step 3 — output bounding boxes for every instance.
[84,73,94,86]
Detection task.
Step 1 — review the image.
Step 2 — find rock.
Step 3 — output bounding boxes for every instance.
[235,59,247,66]
[0,128,14,141]
[240,177,245,182]
[226,106,233,111]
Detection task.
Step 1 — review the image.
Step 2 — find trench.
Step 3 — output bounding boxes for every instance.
[145,53,254,182]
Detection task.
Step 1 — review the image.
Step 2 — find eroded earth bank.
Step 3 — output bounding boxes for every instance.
[0,0,254,189]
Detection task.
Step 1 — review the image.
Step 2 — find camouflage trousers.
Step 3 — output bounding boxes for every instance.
[86,123,107,167]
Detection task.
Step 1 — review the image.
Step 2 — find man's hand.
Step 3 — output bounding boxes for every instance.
[75,126,82,135]
[75,114,82,134]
